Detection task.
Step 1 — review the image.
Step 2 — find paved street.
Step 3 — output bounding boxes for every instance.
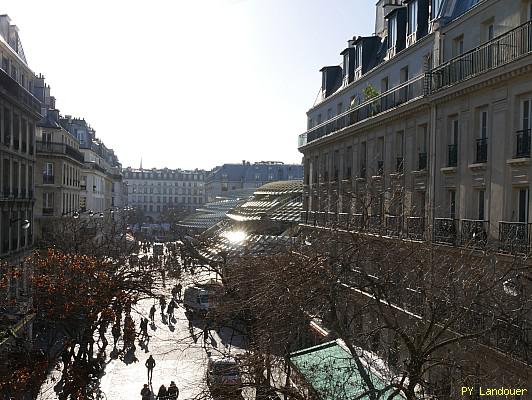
[38,247,248,400]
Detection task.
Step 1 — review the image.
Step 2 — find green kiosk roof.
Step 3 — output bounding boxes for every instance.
[289,340,399,400]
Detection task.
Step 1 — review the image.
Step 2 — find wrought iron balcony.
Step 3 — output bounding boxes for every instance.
[36,141,85,164]
[499,221,531,254]
[433,218,458,245]
[407,216,425,240]
[299,75,426,147]
[430,20,532,92]
[476,138,488,163]
[367,215,382,234]
[0,68,41,114]
[385,215,402,237]
[418,152,427,170]
[460,219,488,247]
[515,129,531,158]
[448,144,458,167]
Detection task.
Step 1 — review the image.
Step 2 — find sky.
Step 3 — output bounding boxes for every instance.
[2,0,375,170]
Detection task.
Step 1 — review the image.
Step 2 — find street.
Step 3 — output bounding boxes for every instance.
[38,247,248,400]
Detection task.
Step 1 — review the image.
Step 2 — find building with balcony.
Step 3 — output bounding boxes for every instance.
[298,0,532,393]
[206,161,304,202]
[0,14,40,356]
[123,166,207,221]
[32,76,83,240]
[60,116,122,215]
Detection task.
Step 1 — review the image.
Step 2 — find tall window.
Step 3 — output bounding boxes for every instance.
[478,190,485,220]
[344,146,353,179]
[449,190,456,219]
[408,0,418,34]
[431,0,443,19]
[516,188,529,222]
[388,17,397,49]
[480,110,488,139]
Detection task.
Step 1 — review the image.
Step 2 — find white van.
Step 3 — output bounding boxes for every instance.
[183,282,223,315]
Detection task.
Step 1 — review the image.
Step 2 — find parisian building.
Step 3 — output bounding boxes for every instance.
[32,76,83,239]
[206,161,304,202]
[299,0,532,392]
[123,167,207,221]
[0,14,41,354]
[60,116,123,214]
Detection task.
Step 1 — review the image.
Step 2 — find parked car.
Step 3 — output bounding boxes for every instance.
[206,354,242,394]
[183,282,223,315]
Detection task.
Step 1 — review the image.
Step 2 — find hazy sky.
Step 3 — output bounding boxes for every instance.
[3,0,374,170]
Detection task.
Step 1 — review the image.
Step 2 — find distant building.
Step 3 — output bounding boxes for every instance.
[206,161,303,202]
[123,167,207,222]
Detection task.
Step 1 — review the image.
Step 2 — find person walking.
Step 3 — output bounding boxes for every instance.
[145,355,156,383]
[176,282,182,301]
[112,323,121,348]
[140,384,151,400]
[149,304,156,322]
[167,299,176,320]
[167,381,179,400]
[159,296,166,314]
[156,384,168,400]
[203,329,209,348]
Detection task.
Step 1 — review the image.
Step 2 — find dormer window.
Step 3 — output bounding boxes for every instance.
[431,0,442,20]
[388,17,397,49]
[408,0,418,34]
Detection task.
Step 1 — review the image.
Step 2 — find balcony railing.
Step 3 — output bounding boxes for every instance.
[499,221,531,254]
[515,129,531,158]
[385,215,402,237]
[430,20,532,92]
[367,215,382,234]
[0,68,41,114]
[407,216,425,240]
[448,144,458,167]
[36,141,85,163]
[299,75,426,147]
[460,219,488,247]
[476,138,488,163]
[418,152,427,170]
[42,207,54,216]
[433,218,458,245]
[42,174,55,184]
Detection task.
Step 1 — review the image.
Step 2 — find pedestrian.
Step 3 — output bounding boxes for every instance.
[203,329,209,348]
[149,304,156,322]
[112,323,121,348]
[145,355,156,383]
[171,285,178,300]
[167,299,176,320]
[176,282,182,301]
[167,381,179,400]
[140,384,151,400]
[156,384,168,400]
[159,295,166,313]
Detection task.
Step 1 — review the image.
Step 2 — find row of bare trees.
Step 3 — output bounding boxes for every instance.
[186,179,532,399]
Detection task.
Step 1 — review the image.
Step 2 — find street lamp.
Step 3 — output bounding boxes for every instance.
[10,218,31,230]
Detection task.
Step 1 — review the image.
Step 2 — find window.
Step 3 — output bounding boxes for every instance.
[327,108,333,120]
[408,0,418,35]
[516,188,529,222]
[360,142,367,178]
[477,190,485,220]
[449,190,456,219]
[453,35,464,56]
[381,77,389,92]
[337,102,343,115]
[344,146,353,179]
[1,57,8,72]
[480,110,488,139]
[431,0,443,19]
[388,17,397,49]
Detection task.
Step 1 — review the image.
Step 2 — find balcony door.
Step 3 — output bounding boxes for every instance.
[517,188,529,223]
